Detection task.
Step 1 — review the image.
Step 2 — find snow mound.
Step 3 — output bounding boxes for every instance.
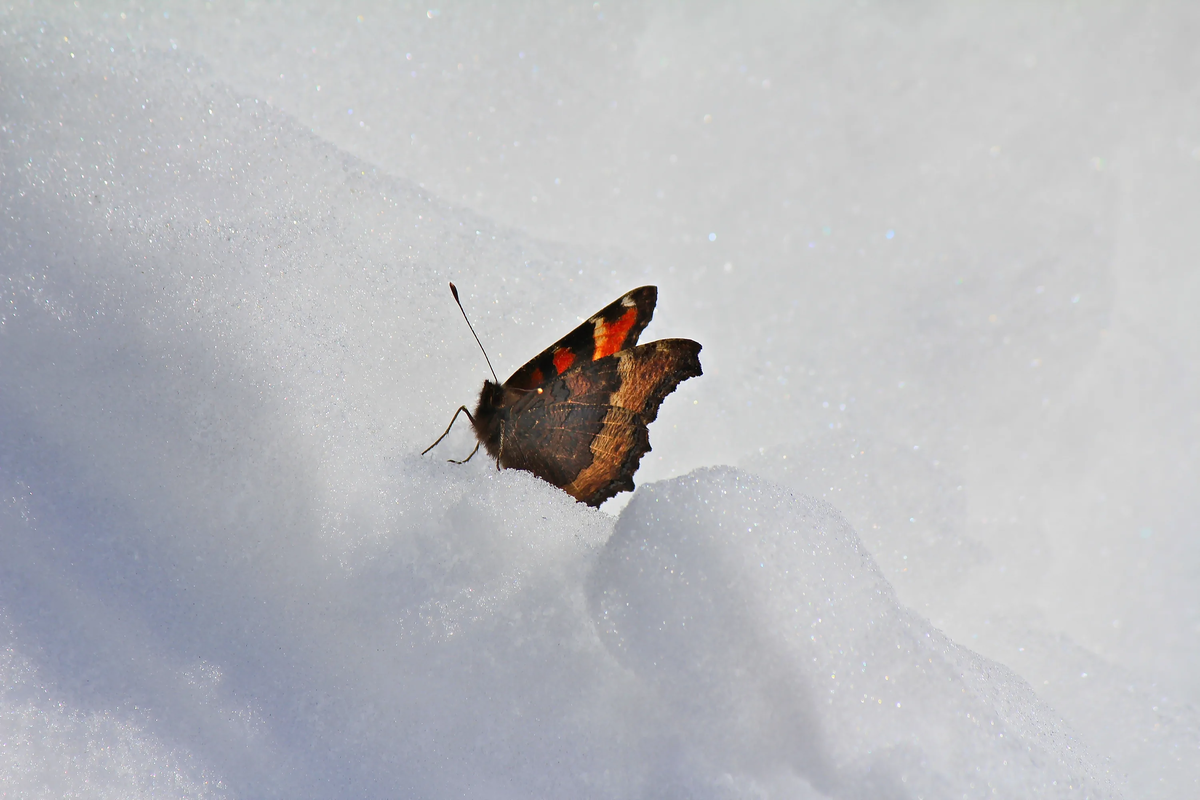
[592,468,1111,798]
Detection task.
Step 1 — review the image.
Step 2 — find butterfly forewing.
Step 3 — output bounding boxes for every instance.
[503,286,657,391]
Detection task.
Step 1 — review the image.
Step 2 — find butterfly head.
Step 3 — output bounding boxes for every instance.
[476,379,505,410]
[471,379,511,457]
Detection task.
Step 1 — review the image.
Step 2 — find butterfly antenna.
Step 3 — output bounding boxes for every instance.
[449,282,499,384]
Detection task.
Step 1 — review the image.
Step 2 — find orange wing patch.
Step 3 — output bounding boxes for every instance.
[592,306,638,360]
[552,347,576,374]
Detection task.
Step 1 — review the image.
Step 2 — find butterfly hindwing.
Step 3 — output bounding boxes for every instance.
[500,338,702,507]
[503,286,657,391]
[496,356,623,490]
[604,338,702,424]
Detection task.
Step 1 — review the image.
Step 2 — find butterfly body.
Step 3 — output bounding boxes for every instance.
[451,286,702,507]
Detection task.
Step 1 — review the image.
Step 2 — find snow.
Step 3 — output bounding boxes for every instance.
[593,468,1111,797]
[1,2,1198,797]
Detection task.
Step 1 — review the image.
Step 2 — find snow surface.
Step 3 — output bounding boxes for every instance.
[1,1,1198,797]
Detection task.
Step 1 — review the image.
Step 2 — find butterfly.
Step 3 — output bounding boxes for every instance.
[424,284,702,507]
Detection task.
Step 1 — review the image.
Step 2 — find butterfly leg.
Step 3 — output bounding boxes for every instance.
[495,419,505,470]
[448,441,480,464]
[421,405,476,455]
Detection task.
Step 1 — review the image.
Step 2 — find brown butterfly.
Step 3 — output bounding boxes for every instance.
[424,284,702,507]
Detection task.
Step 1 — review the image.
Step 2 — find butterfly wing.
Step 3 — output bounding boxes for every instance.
[503,286,658,392]
[500,338,702,507]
